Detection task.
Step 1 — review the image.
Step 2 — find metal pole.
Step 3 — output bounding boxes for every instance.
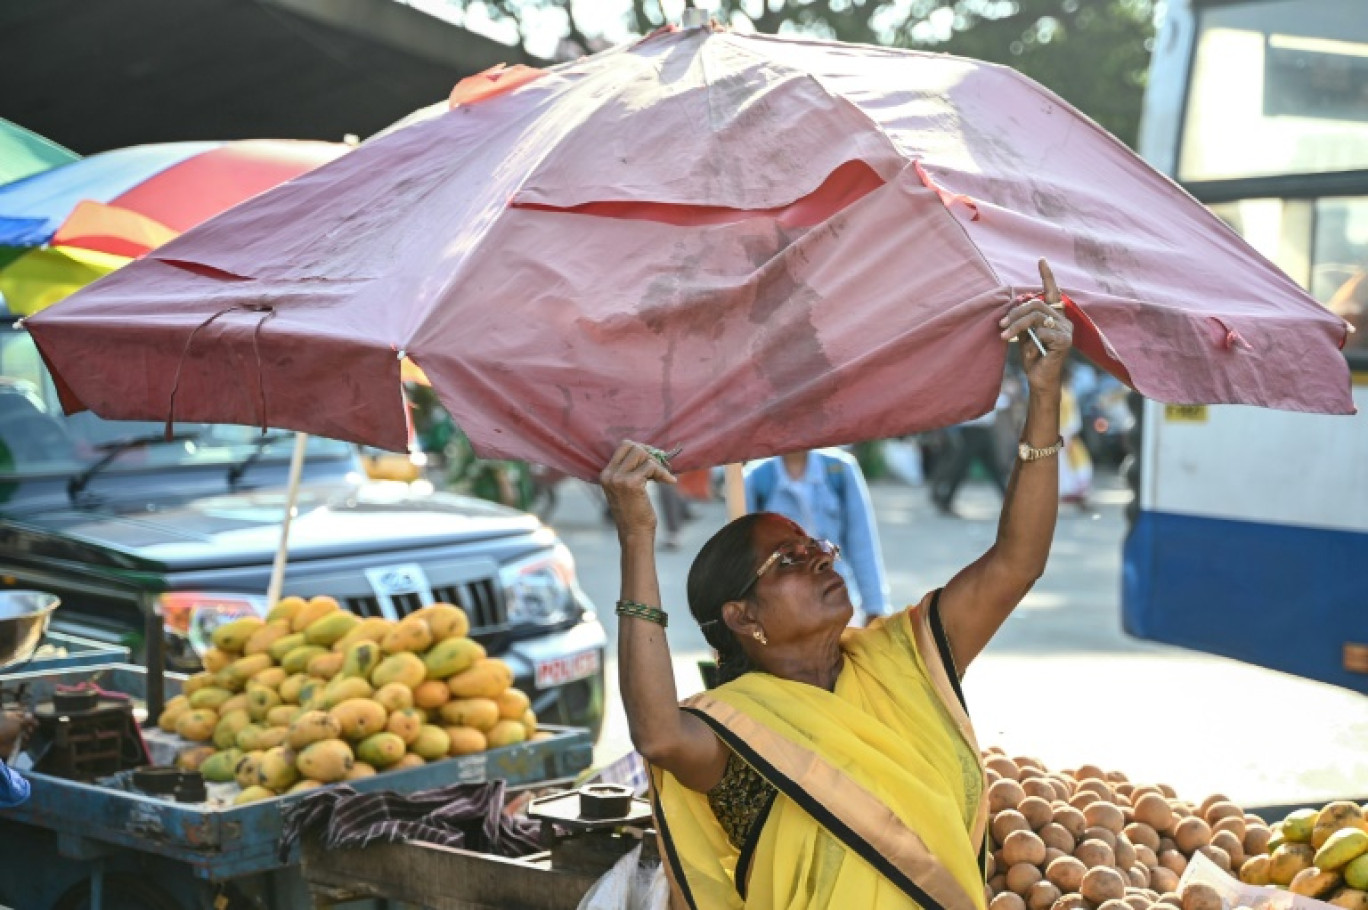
[265,432,308,608]
[143,599,165,726]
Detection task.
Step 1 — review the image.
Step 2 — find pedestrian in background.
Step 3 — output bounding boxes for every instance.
[743,448,890,622]
[930,381,1012,515]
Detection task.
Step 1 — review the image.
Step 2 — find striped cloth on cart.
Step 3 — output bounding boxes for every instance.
[278,780,544,861]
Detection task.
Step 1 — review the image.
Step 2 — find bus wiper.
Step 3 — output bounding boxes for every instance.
[226,432,293,490]
[67,431,202,502]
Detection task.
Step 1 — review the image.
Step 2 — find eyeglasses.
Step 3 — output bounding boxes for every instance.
[733,537,840,601]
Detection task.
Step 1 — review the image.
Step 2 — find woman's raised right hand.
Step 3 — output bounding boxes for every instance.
[600,440,676,541]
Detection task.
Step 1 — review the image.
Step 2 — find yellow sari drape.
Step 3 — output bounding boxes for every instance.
[651,593,989,910]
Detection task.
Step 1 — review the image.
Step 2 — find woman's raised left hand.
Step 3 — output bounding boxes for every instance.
[1001,258,1074,392]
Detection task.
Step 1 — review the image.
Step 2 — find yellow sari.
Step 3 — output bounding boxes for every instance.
[651,592,989,910]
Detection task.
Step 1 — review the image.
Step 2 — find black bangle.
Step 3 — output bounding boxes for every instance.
[616,599,668,627]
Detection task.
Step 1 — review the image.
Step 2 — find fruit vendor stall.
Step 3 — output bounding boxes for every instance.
[0,593,599,910]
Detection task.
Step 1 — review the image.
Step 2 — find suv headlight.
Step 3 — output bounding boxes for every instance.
[157,591,269,657]
[500,544,579,627]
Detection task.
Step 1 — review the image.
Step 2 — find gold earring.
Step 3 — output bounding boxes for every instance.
[753,629,767,646]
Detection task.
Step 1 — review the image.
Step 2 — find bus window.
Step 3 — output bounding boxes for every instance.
[1179,0,1368,182]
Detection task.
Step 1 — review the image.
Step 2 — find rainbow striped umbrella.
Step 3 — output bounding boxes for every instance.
[0,139,346,315]
[0,118,79,186]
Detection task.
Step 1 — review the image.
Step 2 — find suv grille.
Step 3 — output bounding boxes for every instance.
[345,578,505,631]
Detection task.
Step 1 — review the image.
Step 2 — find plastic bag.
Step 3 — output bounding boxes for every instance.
[576,842,669,910]
[1178,850,1340,910]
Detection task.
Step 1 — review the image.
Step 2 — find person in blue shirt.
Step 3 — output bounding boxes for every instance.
[0,710,33,807]
[743,448,890,621]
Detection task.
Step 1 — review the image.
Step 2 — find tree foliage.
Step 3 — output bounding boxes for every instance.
[464,0,1157,147]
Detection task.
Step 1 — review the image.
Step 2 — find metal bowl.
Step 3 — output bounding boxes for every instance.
[0,590,61,670]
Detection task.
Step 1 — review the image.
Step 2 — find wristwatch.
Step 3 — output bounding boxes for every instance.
[1018,436,1065,462]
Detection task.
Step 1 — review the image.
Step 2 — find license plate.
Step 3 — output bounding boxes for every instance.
[534,649,601,689]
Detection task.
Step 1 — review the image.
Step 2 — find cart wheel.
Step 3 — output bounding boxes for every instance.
[51,873,184,910]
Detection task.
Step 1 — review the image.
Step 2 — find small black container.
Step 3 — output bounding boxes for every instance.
[577,783,634,820]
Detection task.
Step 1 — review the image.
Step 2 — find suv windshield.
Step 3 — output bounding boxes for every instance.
[0,327,352,479]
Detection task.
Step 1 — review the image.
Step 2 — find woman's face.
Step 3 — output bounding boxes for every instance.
[745,514,853,641]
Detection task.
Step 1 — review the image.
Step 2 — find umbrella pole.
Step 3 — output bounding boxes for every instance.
[724,463,747,520]
[265,432,309,608]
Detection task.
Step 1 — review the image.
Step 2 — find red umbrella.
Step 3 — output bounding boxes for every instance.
[25,27,1354,479]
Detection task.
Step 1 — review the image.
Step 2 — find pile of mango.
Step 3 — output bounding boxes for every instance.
[157,596,546,805]
[1236,801,1368,908]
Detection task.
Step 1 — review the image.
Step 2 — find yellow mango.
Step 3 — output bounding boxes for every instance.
[371,652,426,690]
[298,677,331,712]
[521,708,538,739]
[244,620,293,656]
[175,745,216,771]
[1290,867,1342,899]
[234,750,265,788]
[332,617,395,653]
[221,693,251,715]
[189,686,235,711]
[176,708,220,741]
[345,762,377,781]
[322,675,374,709]
[288,779,326,794]
[266,705,301,727]
[266,595,307,624]
[257,746,299,791]
[268,632,308,663]
[496,688,530,720]
[1286,809,1319,844]
[1241,855,1273,886]
[296,739,355,783]
[392,753,426,771]
[287,710,342,750]
[411,603,469,641]
[213,709,253,750]
[423,637,484,680]
[200,748,244,783]
[201,647,234,673]
[251,666,289,690]
[290,595,341,633]
[246,684,283,722]
[444,726,487,756]
[1318,804,1367,850]
[277,673,311,705]
[530,731,555,743]
[182,671,217,696]
[222,653,274,689]
[446,659,513,700]
[413,680,450,710]
[340,640,384,680]
[234,724,266,752]
[373,682,415,714]
[305,611,360,648]
[281,645,329,675]
[255,726,290,750]
[1320,829,1368,873]
[439,697,500,732]
[307,651,345,680]
[386,707,426,745]
[356,732,407,769]
[329,698,388,741]
[381,616,433,654]
[486,719,527,749]
[1270,844,1317,885]
[235,785,278,805]
[1329,889,1368,910]
[412,725,451,761]
[1348,854,1368,891]
[158,695,190,732]
[211,617,264,653]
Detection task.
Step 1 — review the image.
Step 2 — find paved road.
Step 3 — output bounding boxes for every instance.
[549,470,1368,809]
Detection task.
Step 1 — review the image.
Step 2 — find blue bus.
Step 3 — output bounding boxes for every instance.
[1124,0,1368,694]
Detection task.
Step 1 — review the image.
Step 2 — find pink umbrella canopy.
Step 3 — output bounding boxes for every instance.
[26,26,1354,479]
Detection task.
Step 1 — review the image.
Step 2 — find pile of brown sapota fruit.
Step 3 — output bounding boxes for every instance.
[983,748,1368,910]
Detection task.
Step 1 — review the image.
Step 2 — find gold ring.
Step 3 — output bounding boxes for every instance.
[1043,315,1057,329]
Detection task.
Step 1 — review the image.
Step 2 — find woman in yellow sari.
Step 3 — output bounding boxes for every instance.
[601,260,1073,909]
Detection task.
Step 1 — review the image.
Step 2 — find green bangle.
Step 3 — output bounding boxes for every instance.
[616,599,669,627]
